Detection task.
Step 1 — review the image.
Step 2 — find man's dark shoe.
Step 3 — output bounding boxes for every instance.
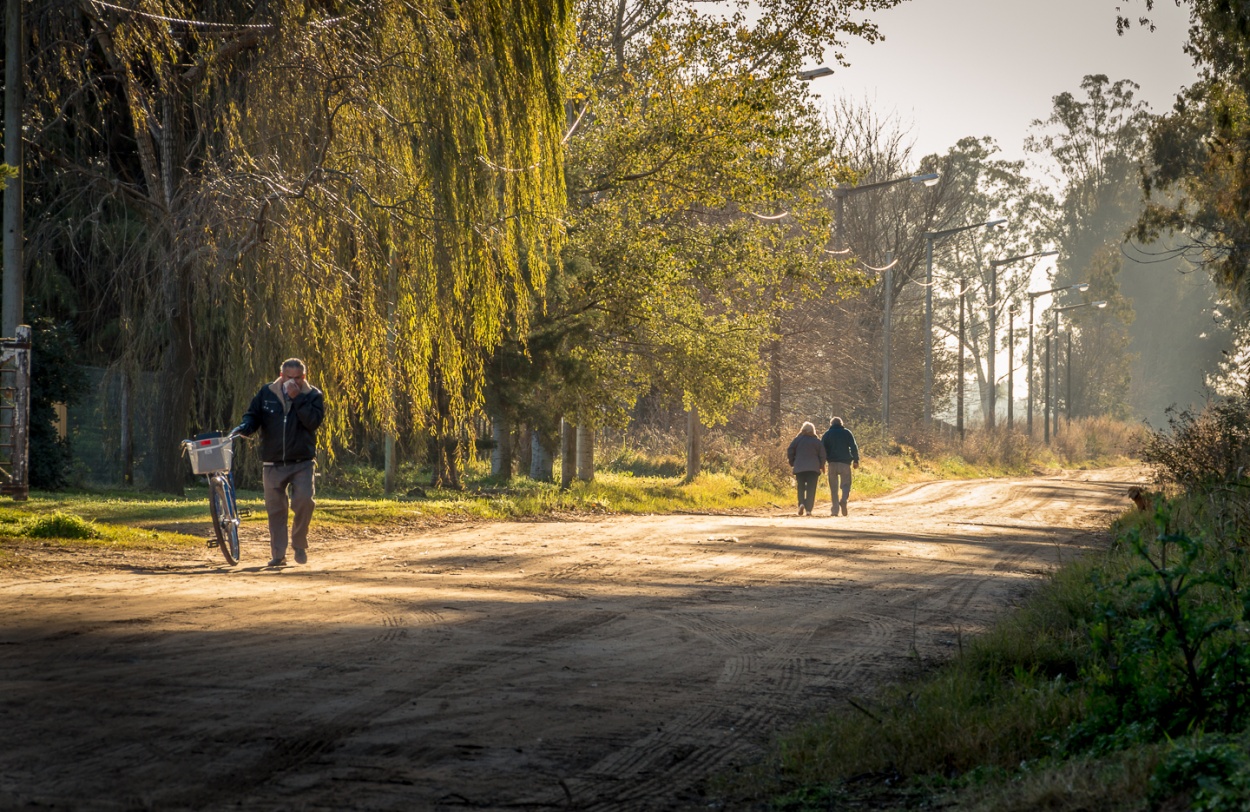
[267,557,287,567]
[294,548,308,565]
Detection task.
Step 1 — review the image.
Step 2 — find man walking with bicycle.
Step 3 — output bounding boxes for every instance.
[233,358,326,567]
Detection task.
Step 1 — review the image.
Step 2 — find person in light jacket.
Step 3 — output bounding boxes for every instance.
[786,421,827,516]
[820,416,860,516]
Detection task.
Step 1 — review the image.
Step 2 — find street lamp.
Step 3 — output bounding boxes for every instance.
[987,250,1058,429]
[924,218,1008,426]
[1047,300,1107,442]
[830,172,940,250]
[861,254,900,439]
[828,172,939,437]
[1026,282,1089,438]
[797,66,835,81]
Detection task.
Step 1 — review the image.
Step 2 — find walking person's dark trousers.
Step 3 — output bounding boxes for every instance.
[262,460,315,560]
[795,471,819,514]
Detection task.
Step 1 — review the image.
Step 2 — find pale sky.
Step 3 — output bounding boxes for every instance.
[810,0,1200,167]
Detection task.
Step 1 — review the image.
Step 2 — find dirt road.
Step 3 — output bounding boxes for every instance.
[0,469,1139,811]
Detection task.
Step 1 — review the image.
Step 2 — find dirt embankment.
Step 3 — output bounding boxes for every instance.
[0,468,1141,811]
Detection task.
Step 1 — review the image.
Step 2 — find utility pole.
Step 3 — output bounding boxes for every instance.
[1043,332,1051,445]
[957,277,965,443]
[3,0,23,335]
[1006,307,1015,431]
[881,253,893,438]
[986,261,996,429]
[924,237,934,425]
[1066,331,1073,423]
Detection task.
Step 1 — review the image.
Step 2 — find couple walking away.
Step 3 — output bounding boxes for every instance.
[786,417,860,517]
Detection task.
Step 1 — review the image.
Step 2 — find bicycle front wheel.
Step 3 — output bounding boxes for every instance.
[209,476,241,566]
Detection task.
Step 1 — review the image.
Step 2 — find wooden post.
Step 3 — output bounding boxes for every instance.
[685,405,701,482]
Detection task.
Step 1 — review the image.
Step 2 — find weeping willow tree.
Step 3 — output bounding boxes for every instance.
[26,0,570,490]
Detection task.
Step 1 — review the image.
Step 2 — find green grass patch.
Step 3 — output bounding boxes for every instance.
[20,511,102,539]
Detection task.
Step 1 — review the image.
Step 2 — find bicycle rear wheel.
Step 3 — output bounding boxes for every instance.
[209,476,241,565]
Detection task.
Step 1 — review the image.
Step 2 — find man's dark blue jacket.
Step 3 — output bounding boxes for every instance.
[820,423,859,465]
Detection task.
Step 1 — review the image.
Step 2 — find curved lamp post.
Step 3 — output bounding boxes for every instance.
[987,250,1058,429]
[797,66,834,81]
[923,218,1008,426]
[828,172,939,436]
[831,173,940,250]
[1047,300,1107,443]
[1026,282,1089,438]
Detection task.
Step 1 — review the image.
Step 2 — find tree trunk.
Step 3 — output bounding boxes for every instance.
[530,428,554,482]
[560,418,576,489]
[489,409,512,481]
[517,424,532,478]
[429,358,461,489]
[685,406,701,482]
[576,422,594,482]
[120,369,133,486]
[384,433,396,494]
[768,339,781,438]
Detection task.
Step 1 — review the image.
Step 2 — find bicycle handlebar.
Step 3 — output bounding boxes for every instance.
[179,432,248,448]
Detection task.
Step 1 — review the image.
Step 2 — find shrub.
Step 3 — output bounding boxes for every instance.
[28,317,87,490]
[1051,415,1150,467]
[1142,395,1250,489]
[21,512,101,539]
[1149,738,1250,811]
[1076,506,1250,747]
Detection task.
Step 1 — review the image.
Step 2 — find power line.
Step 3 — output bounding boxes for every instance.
[87,1,350,32]
[88,0,276,30]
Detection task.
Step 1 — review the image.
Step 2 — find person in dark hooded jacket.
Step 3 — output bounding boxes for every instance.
[820,416,859,516]
[233,358,326,566]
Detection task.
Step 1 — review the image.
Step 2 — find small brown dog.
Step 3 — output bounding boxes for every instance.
[1127,486,1151,512]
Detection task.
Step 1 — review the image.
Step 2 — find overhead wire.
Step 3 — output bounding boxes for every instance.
[87,0,350,32]
[88,0,276,30]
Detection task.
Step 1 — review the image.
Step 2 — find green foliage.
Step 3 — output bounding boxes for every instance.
[27,0,573,488]
[20,512,101,540]
[1122,2,1250,306]
[1149,738,1250,812]
[0,163,16,189]
[28,318,87,490]
[534,2,873,430]
[1079,508,1250,744]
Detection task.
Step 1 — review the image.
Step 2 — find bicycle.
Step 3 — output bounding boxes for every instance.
[181,431,244,566]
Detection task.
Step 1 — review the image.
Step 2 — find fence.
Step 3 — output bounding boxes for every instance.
[68,366,162,488]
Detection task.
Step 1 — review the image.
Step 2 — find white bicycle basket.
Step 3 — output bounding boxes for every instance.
[187,436,233,475]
